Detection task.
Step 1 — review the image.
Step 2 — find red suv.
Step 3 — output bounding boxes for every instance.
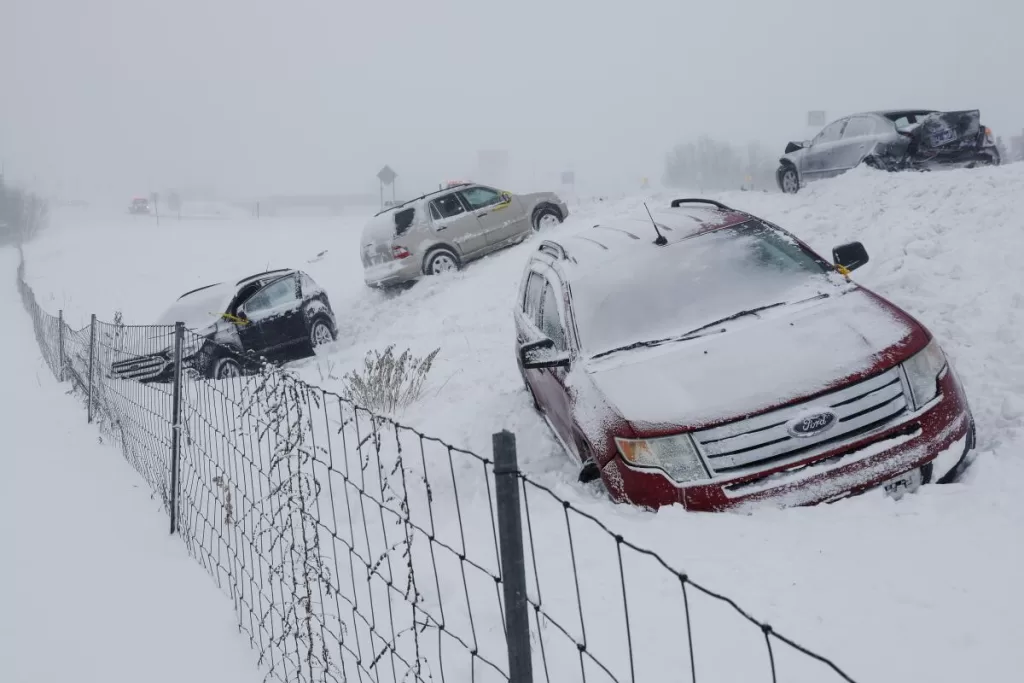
[514,198,975,511]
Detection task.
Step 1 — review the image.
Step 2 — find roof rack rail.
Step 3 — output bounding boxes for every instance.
[372,183,472,217]
[236,268,292,285]
[670,198,735,211]
[538,240,568,260]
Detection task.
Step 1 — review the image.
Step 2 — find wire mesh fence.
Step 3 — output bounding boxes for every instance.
[14,248,860,683]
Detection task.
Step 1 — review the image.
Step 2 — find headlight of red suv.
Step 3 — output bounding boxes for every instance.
[615,434,710,483]
[902,339,948,410]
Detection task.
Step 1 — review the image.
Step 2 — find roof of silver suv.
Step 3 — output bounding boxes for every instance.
[371,183,472,217]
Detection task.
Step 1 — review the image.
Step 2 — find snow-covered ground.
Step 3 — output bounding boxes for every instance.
[18,165,1024,681]
[0,249,261,683]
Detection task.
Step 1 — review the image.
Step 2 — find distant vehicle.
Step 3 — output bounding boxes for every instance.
[110,268,337,382]
[360,182,569,288]
[129,197,151,214]
[514,198,975,511]
[777,110,1001,194]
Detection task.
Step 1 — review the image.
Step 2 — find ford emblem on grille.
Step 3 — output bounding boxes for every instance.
[786,409,838,438]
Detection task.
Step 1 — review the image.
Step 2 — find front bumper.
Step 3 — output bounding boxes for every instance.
[602,365,974,511]
[110,352,174,383]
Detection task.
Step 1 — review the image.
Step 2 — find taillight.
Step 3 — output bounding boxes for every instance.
[392,245,411,259]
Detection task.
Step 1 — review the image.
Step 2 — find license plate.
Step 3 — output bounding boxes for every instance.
[930,127,956,146]
[883,467,923,500]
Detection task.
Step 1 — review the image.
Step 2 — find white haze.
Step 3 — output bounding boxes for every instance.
[2,0,1022,201]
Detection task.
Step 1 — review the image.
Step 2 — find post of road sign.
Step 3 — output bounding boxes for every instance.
[377,165,398,211]
[561,170,575,195]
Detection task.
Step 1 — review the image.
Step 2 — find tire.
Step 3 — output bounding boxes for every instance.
[532,205,563,231]
[863,155,884,170]
[424,248,460,276]
[309,317,335,350]
[209,354,242,380]
[778,165,800,194]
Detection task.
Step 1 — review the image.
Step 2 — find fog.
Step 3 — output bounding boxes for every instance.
[3,0,1022,201]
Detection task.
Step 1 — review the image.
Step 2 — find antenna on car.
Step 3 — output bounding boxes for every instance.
[644,203,668,246]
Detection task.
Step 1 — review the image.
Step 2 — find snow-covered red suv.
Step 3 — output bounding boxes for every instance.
[514,198,975,511]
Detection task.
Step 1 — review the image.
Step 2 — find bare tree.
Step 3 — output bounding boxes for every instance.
[0,176,49,245]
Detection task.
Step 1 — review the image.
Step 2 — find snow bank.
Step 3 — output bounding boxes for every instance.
[0,248,260,683]
[20,163,1024,682]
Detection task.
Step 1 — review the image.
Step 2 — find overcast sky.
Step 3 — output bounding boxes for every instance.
[2,0,1022,200]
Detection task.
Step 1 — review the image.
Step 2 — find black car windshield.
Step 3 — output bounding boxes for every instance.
[572,220,836,359]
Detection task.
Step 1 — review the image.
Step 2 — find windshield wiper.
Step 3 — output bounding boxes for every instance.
[591,294,829,361]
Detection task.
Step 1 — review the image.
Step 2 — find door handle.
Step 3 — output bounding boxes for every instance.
[437,225,448,231]
[476,211,488,217]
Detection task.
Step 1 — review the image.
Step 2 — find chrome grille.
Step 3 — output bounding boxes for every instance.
[693,367,909,474]
[110,354,169,381]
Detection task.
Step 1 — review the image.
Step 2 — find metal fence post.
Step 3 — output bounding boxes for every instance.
[169,322,184,535]
[492,430,534,683]
[58,309,65,382]
[87,313,96,423]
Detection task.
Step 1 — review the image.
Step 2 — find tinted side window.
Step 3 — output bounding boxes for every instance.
[460,186,503,210]
[523,272,545,322]
[243,276,299,316]
[815,119,846,144]
[430,193,467,219]
[539,282,566,350]
[394,207,415,235]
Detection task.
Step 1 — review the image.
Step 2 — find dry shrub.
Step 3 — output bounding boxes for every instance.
[342,344,440,415]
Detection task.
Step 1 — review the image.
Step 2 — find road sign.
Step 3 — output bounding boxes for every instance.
[807,110,826,127]
[377,165,397,185]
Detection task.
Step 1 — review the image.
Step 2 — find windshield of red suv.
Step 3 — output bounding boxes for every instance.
[572,220,839,358]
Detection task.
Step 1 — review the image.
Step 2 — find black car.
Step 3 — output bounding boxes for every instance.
[110,268,337,382]
[777,109,1001,194]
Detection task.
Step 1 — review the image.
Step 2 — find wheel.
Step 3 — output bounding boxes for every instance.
[778,165,799,194]
[424,248,459,276]
[980,149,1001,167]
[310,317,335,349]
[210,355,242,380]
[864,155,884,170]
[532,206,563,231]
[575,439,602,484]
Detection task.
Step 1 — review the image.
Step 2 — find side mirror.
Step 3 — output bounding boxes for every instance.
[500,192,512,203]
[832,241,869,273]
[520,338,571,370]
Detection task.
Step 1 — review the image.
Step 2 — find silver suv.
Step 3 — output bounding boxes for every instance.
[360,183,569,288]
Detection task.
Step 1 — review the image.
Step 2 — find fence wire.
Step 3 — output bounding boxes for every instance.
[14,248,860,683]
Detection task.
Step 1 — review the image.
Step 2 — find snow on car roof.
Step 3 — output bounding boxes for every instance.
[540,204,751,275]
[157,281,238,329]
[235,268,294,286]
